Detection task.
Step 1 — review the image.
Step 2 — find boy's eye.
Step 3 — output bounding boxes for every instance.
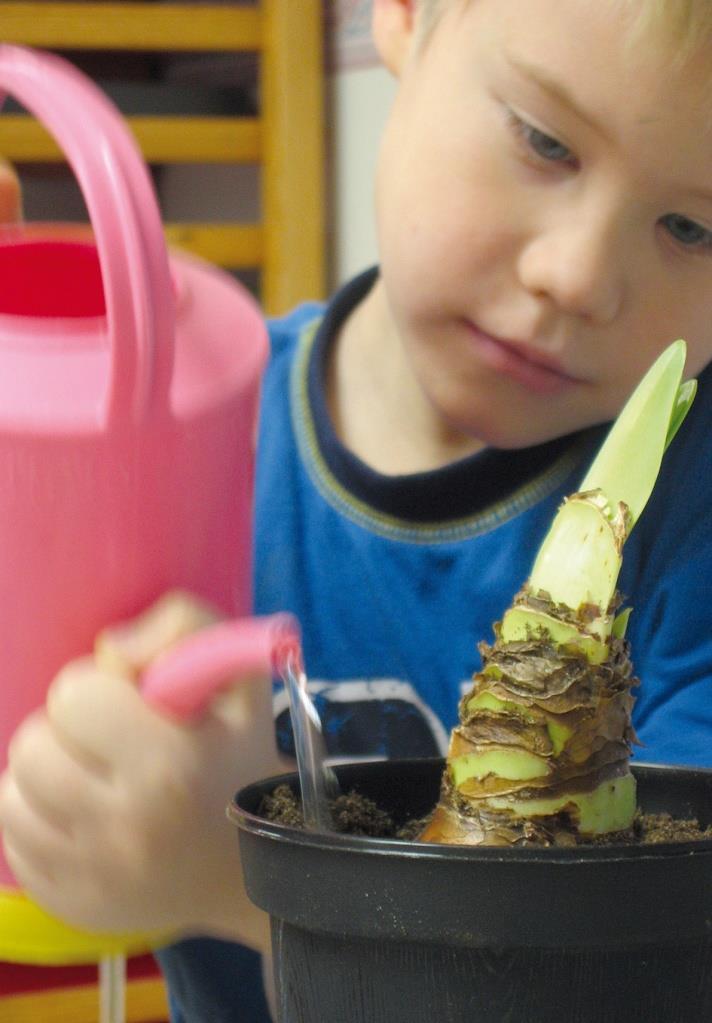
[661,213,712,250]
[507,111,574,165]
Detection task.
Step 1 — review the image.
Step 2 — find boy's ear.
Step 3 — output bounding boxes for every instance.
[372,0,417,76]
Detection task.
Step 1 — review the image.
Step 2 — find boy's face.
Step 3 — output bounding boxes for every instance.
[372,0,712,449]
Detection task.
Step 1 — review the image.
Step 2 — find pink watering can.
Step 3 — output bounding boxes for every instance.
[0,44,301,964]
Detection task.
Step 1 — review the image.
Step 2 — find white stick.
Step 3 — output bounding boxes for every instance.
[99,954,126,1023]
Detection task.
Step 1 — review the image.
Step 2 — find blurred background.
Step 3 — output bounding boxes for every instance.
[0,0,397,308]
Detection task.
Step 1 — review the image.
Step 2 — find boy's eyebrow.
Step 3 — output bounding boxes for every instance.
[504,51,712,203]
[687,182,712,203]
[504,51,606,136]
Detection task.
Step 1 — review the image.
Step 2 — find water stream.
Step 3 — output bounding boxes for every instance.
[280,653,339,831]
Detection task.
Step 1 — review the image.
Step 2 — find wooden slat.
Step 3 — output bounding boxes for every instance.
[0,159,20,220]
[0,2,261,51]
[0,221,263,269]
[0,114,261,163]
[164,222,262,268]
[261,0,325,314]
[0,975,168,1023]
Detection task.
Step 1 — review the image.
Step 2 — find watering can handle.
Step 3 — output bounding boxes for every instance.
[141,614,303,721]
[0,45,174,426]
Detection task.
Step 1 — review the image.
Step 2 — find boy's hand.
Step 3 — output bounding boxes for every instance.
[0,161,21,222]
[0,593,288,951]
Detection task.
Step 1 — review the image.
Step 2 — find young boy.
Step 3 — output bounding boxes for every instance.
[3,1,712,1019]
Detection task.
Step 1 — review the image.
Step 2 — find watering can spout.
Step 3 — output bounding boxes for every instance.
[142,613,303,722]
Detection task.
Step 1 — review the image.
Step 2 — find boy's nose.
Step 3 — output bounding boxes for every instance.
[517,212,625,324]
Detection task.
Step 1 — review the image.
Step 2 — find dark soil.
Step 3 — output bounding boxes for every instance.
[259,784,712,845]
[259,784,416,839]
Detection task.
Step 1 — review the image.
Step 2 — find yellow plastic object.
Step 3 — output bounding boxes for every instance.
[0,886,168,965]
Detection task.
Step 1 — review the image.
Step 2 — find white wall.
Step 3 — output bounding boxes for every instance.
[326,1,397,286]
[329,64,396,286]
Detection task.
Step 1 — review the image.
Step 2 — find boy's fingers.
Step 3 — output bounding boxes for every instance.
[46,658,181,765]
[5,710,109,830]
[94,590,220,679]
[41,592,229,769]
[0,774,73,885]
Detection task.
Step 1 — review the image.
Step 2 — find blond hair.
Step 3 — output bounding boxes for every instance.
[417,0,712,59]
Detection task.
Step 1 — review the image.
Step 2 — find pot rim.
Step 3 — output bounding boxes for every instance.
[230,758,712,864]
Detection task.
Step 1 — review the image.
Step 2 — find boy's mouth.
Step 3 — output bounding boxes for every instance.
[465,323,581,396]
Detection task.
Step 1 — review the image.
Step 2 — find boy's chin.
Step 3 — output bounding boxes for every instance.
[467,417,600,452]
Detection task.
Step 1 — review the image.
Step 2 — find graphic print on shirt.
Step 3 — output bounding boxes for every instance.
[274,678,451,761]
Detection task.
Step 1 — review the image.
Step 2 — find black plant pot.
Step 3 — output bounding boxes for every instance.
[231,759,712,1023]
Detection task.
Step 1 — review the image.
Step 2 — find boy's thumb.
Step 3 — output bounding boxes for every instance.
[94,590,221,680]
